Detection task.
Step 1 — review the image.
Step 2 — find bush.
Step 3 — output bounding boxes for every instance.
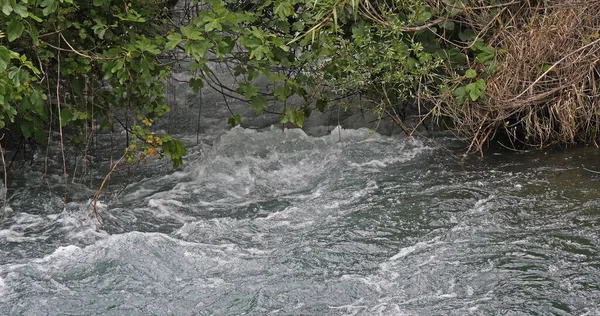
[4,0,599,187]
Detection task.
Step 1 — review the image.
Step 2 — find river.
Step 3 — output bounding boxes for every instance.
[1,123,599,315]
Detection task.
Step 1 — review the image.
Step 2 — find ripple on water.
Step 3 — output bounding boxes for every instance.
[1,128,600,314]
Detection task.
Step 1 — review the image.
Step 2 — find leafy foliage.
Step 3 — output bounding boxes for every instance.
[1,0,185,168]
[1,0,507,177]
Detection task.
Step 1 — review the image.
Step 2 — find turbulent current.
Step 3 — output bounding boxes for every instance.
[1,126,599,315]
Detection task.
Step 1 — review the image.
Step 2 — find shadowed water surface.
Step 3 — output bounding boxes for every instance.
[1,127,599,315]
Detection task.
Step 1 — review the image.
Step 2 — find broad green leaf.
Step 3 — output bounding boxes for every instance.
[228,117,236,127]
[8,66,21,85]
[316,98,328,112]
[205,19,221,32]
[92,25,105,39]
[274,1,293,20]
[295,111,305,128]
[5,104,17,121]
[180,24,194,38]
[20,120,34,138]
[452,85,467,105]
[228,114,242,127]
[2,1,12,15]
[468,86,480,101]
[29,23,39,44]
[7,20,24,42]
[12,3,27,17]
[189,40,210,60]
[250,95,268,115]
[465,69,477,79]
[440,21,454,30]
[165,33,182,50]
[475,46,495,65]
[189,77,203,93]
[237,82,258,98]
[250,45,269,60]
[274,84,291,102]
[0,46,10,72]
[465,79,486,101]
[41,0,57,16]
[474,78,486,91]
[59,108,73,126]
[459,29,476,42]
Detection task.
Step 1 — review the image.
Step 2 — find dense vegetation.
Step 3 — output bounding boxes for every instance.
[2,0,600,204]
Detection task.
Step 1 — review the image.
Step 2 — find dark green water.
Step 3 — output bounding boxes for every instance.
[0,127,599,315]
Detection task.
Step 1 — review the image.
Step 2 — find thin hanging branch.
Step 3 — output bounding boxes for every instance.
[92,152,127,223]
[0,135,8,226]
[56,33,69,203]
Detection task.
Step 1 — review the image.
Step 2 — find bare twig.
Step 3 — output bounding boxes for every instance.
[92,152,127,223]
[56,34,69,204]
[0,135,8,225]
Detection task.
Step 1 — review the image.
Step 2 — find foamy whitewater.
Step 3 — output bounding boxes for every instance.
[1,126,599,315]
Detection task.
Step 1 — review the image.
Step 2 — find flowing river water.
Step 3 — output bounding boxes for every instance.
[1,125,599,315]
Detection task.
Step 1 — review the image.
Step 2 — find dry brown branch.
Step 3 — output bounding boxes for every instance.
[92,152,127,223]
[435,0,600,151]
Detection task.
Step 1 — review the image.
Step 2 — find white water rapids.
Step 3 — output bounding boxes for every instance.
[1,126,599,315]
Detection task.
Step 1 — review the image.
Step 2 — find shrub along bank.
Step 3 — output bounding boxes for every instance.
[1,0,600,189]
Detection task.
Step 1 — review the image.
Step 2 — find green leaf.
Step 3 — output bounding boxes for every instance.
[274,1,293,20]
[117,9,146,23]
[59,108,73,125]
[12,3,27,17]
[2,1,12,15]
[250,45,269,60]
[453,85,467,105]
[465,79,486,101]
[165,33,182,50]
[20,120,34,138]
[180,24,194,38]
[228,117,236,127]
[0,46,10,72]
[316,98,328,112]
[237,82,258,99]
[92,24,105,39]
[250,95,268,115]
[189,40,210,60]
[71,77,85,95]
[28,12,43,22]
[440,21,454,30]
[205,19,222,32]
[280,111,289,124]
[8,66,21,86]
[189,77,203,93]
[7,20,24,42]
[541,64,555,73]
[474,78,486,91]
[29,23,39,44]
[30,89,46,116]
[465,69,477,79]
[228,114,242,127]
[4,105,17,121]
[41,0,57,16]
[475,45,496,65]
[274,84,291,102]
[459,29,476,42]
